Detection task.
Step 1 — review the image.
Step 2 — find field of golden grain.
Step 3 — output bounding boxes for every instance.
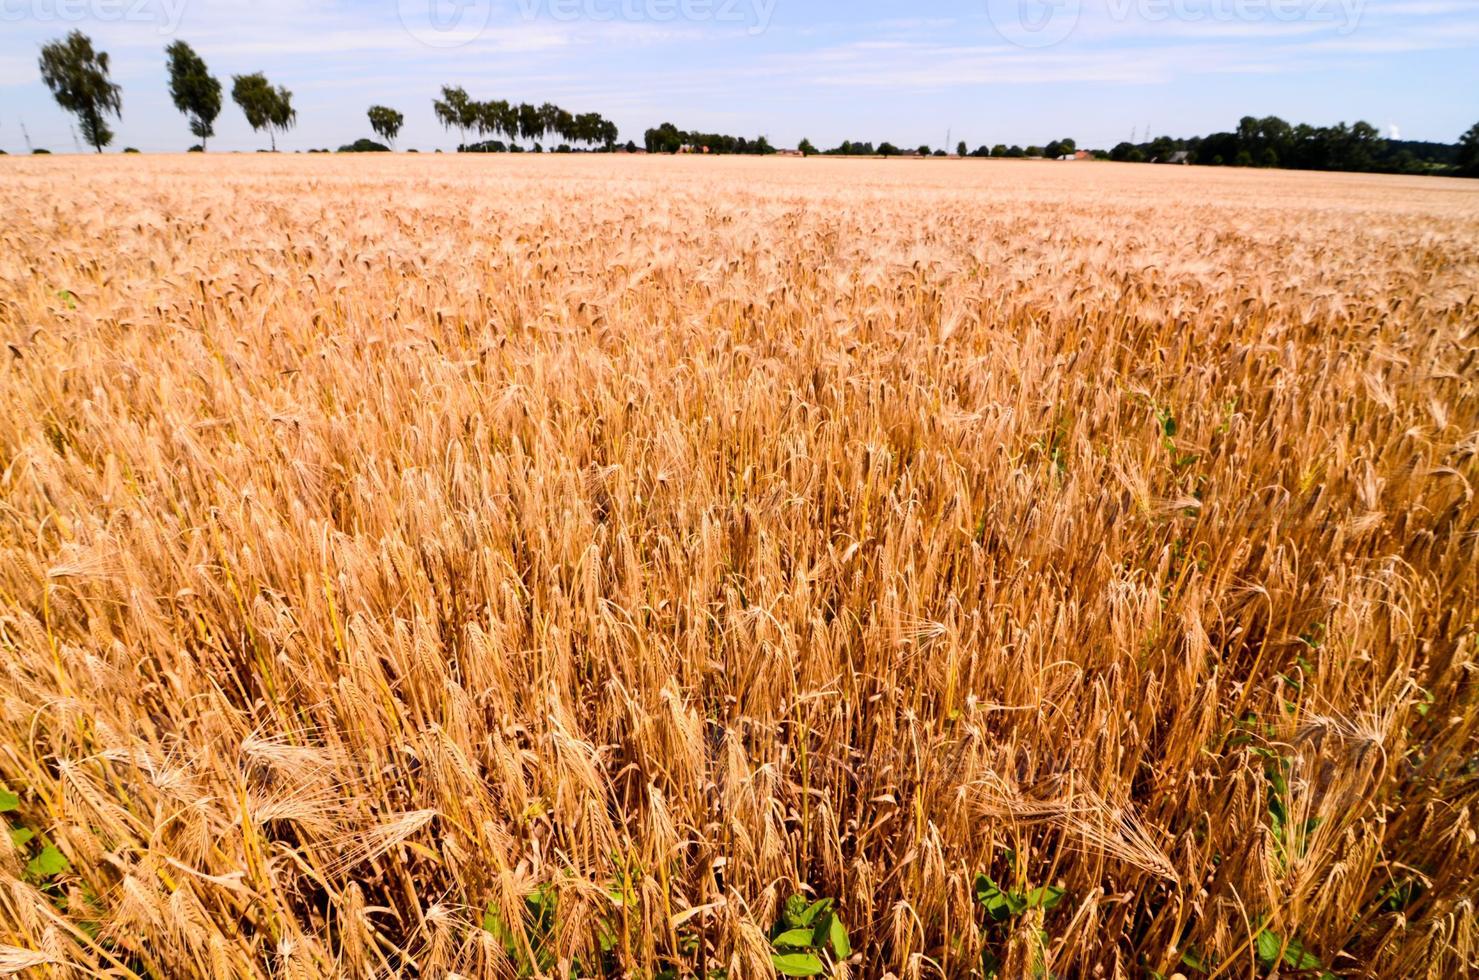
[0,154,1476,979]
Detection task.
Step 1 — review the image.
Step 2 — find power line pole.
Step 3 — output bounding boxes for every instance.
[21,120,33,154]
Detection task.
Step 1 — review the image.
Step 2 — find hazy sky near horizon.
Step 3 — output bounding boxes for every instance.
[1,0,1476,153]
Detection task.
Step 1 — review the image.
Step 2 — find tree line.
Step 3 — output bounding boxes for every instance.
[20,29,1479,180]
[1108,116,1478,176]
[805,137,1080,159]
[432,86,619,153]
[643,122,776,155]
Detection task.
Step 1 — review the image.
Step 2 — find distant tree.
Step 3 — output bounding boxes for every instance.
[1459,122,1479,177]
[432,86,477,148]
[878,142,900,157]
[517,103,543,147]
[338,138,390,153]
[1045,140,1064,159]
[367,105,404,148]
[570,111,597,148]
[1345,120,1381,171]
[798,137,817,156]
[916,144,931,157]
[479,100,517,145]
[500,101,521,144]
[1236,115,1260,147]
[537,103,563,143]
[991,144,1007,157]
[165,41,221,151]
[38,31,121,153]
[645,122,682,154]
[956,140,968,157]
[232,72,294,150]
[1025,145,1044,158]
[268,86,296,147]
[1197,132,1238,166]
[231,74,271,140]
[554,106,576,144]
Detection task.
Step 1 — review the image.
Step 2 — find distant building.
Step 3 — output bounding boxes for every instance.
[1168,151,1192,165]
[775,148,803,157]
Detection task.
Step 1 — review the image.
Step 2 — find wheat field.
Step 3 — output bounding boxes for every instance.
[0,155,1476,979]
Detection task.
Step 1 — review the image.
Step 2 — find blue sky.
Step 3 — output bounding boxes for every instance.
[2,0,1476,153]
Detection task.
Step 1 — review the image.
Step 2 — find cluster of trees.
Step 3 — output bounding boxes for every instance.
[643,123,775,155]
[964,145,1032,158]
[808,139,1078,160]
[1109,116,1479,176]
[809,140,927,157]
[432,87,619,152]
